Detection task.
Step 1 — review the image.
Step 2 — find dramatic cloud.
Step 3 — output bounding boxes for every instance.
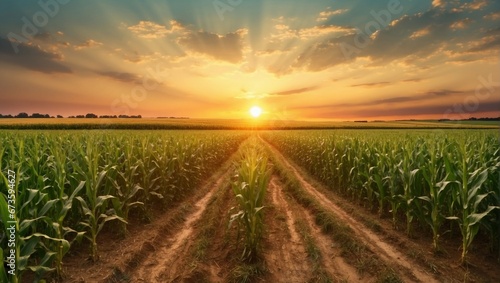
[178,29,247,63]
[0,37,72,74]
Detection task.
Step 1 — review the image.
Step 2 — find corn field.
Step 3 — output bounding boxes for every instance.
[0,130,247,282]
[263,130,500,264]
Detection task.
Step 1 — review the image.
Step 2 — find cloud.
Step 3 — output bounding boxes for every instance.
[0,37,72,73]
[317,9,348,22]
[362,9,472,65]
[409,26,431,39]
[316,99,500,119]
[461,0,489,11]
[467,37,500,53]
[74,39,103,50]
[450,18,473,30]
[466,27,500,53]
[351,81,391,88]
[403,78,424,83]
[270,86,318,96]
[178,29,247,63]
[28,32,70,50]
[97,71,141,83]
[432,0,445,8]
[270,23,354,41]
[293,34,357,71]
[303,89,464,109]
[298,25,355,39]
[484,12,500,21]
[128,20,184,39]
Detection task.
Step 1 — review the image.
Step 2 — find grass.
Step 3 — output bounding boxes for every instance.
[294,219,335,283]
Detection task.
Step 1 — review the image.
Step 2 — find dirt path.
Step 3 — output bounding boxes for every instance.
[263,177,312,282]
[299,199,366,283]
[263,138,439,283]
[128,172,227,282]
[270,177,364,282]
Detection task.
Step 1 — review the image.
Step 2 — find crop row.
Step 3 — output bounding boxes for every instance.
[263,130,500,264]
[0,131,247,282]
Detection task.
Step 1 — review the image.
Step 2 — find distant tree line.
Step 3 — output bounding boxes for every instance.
[0,113,142,119]
[0,112,54,118]
[438,117,500,122]
[67,114,142,118]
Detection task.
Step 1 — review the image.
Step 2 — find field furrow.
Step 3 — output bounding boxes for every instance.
[263,137,439,283]
[130,171,226,282]
[263,177,312,282]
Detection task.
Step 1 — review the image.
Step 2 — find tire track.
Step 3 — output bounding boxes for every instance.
[129,169,229,282]
[270,177,366,282]
[263,138,439,283]
[264,177,311,282]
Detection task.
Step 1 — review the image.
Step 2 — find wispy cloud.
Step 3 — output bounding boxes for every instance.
[484,11,500,21]
[271,86,319,96]
[316,8,348,22]
[128,20,183,39]
[74,39,103,50]
[97,71,141,83]
[351,81,391,88]
[301,89,464,110]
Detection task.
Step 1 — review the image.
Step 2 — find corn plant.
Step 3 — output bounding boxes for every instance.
[445,140,499,264]
[109,141,144,235]
[0,130,247,281]
[263,130,500,262]
[229,142,271,261]
[73,140,126,262]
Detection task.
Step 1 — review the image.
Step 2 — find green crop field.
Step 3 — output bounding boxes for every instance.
[1,128,499,282]
[263,129,500,264]
[0,118,497,130]
[0,130,247,282]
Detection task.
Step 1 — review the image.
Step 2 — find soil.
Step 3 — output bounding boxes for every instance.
[58,138,500,283]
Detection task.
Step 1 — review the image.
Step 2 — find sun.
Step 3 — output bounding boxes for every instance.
[249,106,263,118]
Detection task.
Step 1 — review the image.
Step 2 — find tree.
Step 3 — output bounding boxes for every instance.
[16,112,29,118]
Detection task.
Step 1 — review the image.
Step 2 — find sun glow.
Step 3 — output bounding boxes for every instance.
[249,106,263,118]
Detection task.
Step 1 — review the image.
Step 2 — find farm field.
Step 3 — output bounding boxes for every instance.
[0,118,497,130]
[1,129,500,282]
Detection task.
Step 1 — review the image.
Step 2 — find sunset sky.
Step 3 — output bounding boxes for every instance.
[0,0,499,120]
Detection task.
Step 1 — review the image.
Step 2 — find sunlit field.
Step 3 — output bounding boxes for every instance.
[1,0,500,281]
[1,127,499,282]
[0,118,497,130]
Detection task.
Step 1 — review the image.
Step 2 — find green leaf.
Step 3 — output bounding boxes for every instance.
[467,206,499,226]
